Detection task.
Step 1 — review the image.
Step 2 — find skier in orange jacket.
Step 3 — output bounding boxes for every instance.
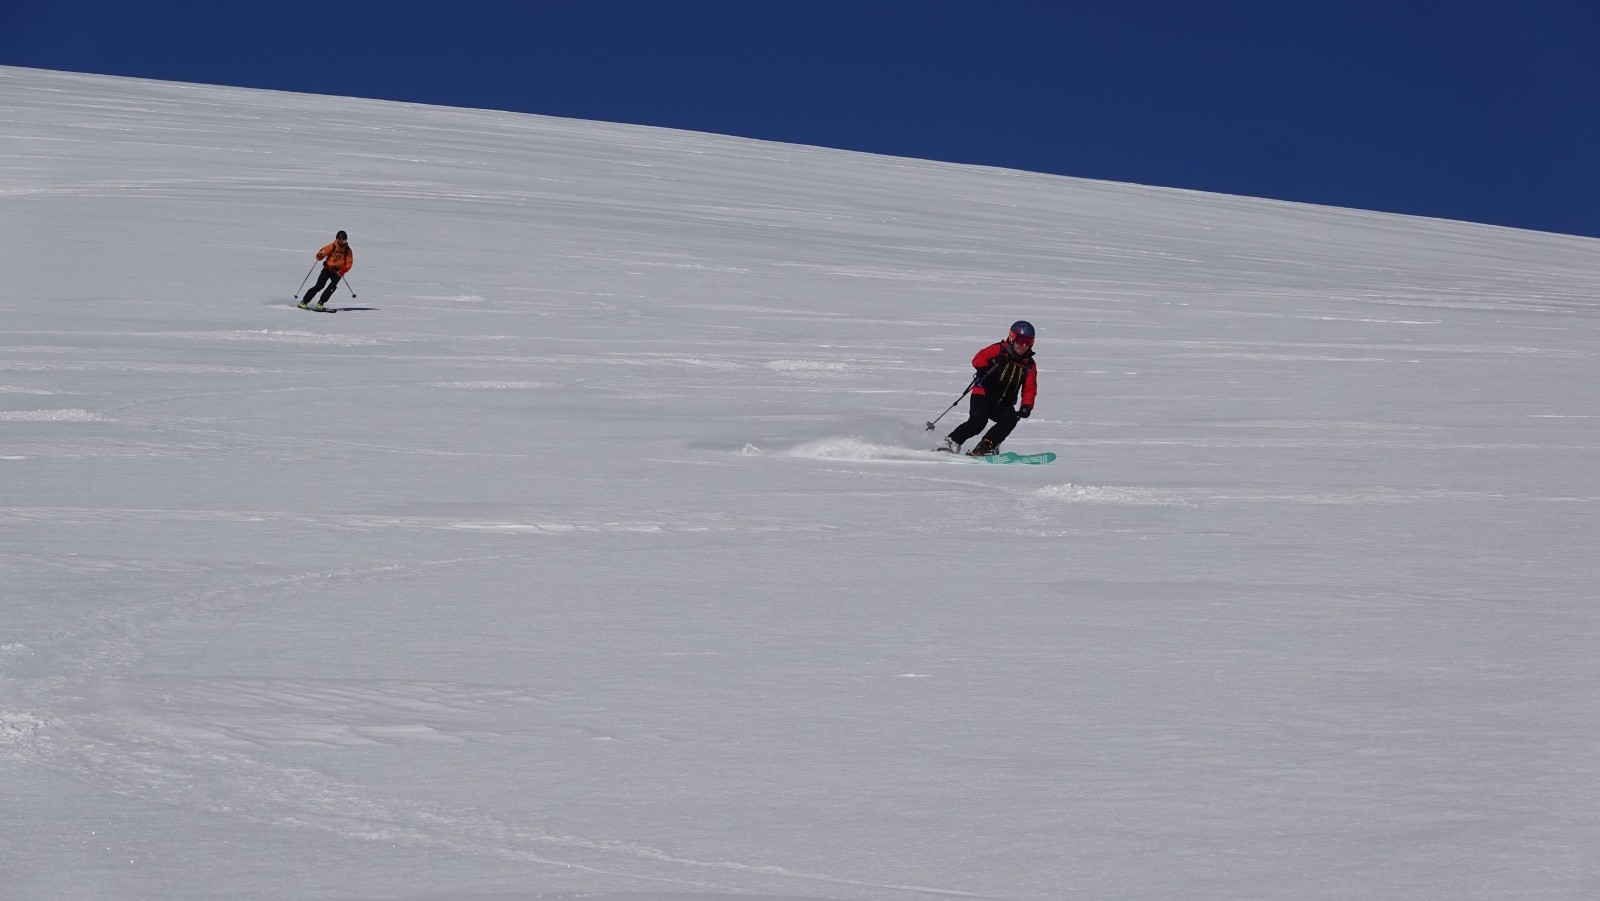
[299,231,353,310]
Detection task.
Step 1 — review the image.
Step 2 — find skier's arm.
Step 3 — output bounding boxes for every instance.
[340,248,353,275]
[971,343,1003,371]
[1020,362,1038,408]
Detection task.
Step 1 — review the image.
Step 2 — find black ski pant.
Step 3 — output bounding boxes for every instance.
[303,267,342,305]
[948,392,1020,449]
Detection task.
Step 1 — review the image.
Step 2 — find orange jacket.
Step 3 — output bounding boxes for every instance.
[316,241,354,275]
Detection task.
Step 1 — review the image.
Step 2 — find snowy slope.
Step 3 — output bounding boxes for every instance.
[2,65,1599,900]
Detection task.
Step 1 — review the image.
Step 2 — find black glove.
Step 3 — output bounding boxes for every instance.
[1017,404,1032,418]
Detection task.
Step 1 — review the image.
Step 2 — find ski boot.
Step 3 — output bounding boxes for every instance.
[297,299,310,309]
[312,302,329,312]
[966,439,999,457]
[934,437,960,454]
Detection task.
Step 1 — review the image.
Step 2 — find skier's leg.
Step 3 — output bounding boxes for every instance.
[302,269,331,305]
[982,404,1021,449]
[316,273,342,306]
[948,394,995,446]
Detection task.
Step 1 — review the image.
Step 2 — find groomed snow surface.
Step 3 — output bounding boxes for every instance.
[2,66,1598,900]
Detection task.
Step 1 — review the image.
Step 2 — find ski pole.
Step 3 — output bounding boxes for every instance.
[925,360,1002,431]
[294,263,317,299]
[925,374,981,431]
[341,275,357,299]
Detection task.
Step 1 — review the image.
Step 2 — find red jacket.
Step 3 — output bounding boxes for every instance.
[971,341,1037,407]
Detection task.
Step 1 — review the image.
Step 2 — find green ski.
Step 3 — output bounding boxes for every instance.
[975,451,1056,465]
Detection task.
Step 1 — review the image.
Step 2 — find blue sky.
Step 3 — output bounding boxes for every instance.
[7,1,1600,238]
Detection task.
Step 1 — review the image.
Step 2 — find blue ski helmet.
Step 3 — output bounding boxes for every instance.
[1008,320,1035,347]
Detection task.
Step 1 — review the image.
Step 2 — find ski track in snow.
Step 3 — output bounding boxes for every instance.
[0,506,826,535]
[0,408,100,422]
[4,552,974,899]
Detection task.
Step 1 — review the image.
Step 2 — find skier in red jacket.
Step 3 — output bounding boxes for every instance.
[937,321,1038,457]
